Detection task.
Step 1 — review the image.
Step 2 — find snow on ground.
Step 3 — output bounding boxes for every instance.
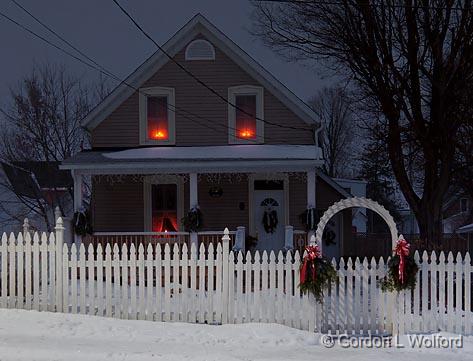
[0,309,471,361]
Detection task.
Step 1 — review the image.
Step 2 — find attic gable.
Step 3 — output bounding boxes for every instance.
[82,14,317,131]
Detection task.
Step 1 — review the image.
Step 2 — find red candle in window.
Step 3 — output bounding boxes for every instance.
[148,96,169,140]
[235,95,257,140]
[239,129,254,138]
[151,129,168,139]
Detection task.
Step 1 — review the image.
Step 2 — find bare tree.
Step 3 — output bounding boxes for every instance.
[252,0,473,243]
[0,63,108,230]
[309,87,355,177]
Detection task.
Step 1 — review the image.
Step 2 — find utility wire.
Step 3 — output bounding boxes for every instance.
[2,4,272,144]
[110,0,315,133]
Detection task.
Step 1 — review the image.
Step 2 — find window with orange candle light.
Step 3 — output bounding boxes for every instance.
[151,184,178,232]
[147,96,169,140]
[235,95,257,140]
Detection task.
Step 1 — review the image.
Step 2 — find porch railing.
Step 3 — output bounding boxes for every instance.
[84,230,236,250]
[293,230,308,254]
[84,232,190,249]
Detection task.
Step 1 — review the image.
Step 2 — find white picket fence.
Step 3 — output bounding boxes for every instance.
[0,218,472,335]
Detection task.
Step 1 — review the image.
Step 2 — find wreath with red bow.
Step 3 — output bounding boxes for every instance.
[380,236,419,292]
[298,245,337,303]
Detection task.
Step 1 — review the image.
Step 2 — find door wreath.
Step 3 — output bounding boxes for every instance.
[261,198,279,234]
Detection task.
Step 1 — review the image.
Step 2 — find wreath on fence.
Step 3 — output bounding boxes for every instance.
[380,236,419,292]
[72,208,93,236]
[181,207,202,232]
[298,244,337,303]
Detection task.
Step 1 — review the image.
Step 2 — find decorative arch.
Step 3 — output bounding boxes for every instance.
[313,197,398,253]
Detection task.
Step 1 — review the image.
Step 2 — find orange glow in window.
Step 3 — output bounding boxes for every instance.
[239,129,254,138]
[151,129,167,139]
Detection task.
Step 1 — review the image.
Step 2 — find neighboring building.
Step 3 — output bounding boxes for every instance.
[397,194,472,235]
[0,161,73,232]
[334,178,367,233]
[61,14,355,257]
[443,194,472,234]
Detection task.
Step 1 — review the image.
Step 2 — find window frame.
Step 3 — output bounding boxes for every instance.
[460,198,469,213]
[143,175,184,232]
[228,85,264,144]
[185,39,216,61]
[139,86,176,145]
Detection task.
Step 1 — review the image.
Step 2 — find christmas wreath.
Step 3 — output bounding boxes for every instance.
[181,207,202,232]
[299,244,337,303]
[262,209,278,233]
[380,237,419,292]
[72,208,93,236]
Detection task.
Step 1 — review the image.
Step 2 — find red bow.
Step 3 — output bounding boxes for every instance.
[394,237,410,284]
[300,245,321,284]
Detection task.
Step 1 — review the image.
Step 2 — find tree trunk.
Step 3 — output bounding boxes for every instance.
[413,200,444,247]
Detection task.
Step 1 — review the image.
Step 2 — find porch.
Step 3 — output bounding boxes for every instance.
[61,145,335,254]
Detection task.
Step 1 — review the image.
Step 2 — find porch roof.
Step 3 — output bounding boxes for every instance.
[60,145,324,175]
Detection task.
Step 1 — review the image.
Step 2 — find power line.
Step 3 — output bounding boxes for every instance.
[110,0,315,134]
[1,4,270,144]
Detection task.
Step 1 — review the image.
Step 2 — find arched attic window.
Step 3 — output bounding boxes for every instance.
[185,39,215,60]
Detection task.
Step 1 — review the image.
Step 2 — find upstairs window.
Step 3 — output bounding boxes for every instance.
[139,87,175,145]
[235,95,257,139]
[228,85,264,144]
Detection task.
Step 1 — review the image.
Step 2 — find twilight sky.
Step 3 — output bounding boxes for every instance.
[0,0,329,107]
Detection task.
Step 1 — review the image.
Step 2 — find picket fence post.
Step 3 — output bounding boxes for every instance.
[222,228,230,324]
[55,217,65,312]
[22,218,30,238]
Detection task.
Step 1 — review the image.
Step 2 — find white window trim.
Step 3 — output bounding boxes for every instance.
[139,86,175,145]
[143,175,184,232]
[228,85,264,144]
[185,39,215,60]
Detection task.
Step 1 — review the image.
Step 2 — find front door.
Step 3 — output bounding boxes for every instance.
[253,180,286,252]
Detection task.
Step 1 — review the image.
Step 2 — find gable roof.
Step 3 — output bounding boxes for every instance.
[82,14,318,130]
[316,171,352,199]
[1,161,73,198]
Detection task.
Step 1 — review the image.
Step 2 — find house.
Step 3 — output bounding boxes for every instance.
[398,194,472,235]
[333,178,368,233]
[0,161,73,232]
[60,14,354,257]
[442,194,472,234]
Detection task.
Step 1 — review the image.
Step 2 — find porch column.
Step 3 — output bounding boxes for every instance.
[72,171,83,247]
[189,173,198,248]
[307,170,317,245]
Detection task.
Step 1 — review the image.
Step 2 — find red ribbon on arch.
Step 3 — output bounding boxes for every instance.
[394,237,410,284]
[300,244,321,284]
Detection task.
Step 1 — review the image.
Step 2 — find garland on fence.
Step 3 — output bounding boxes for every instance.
[181,207,202,232]
[380,236,419,292]
[72,208,93,236]
[298,244,337,303]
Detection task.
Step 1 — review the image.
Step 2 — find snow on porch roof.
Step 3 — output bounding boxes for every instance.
[60,145,324,174]
[103,145,322,160]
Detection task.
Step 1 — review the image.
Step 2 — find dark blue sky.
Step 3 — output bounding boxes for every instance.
[0,0,329,106]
